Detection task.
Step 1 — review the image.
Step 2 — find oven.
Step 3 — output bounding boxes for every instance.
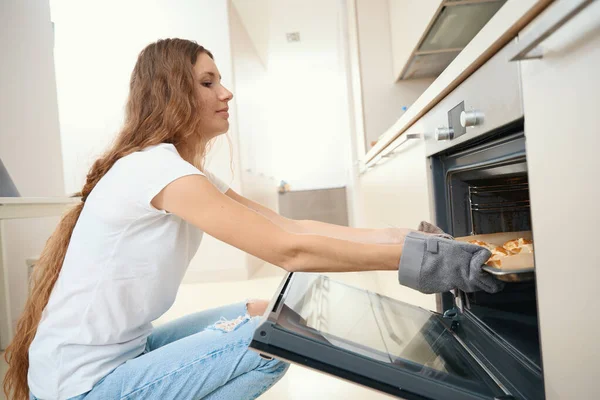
[249,38,550,399]
[427,36,545,399]
[248,1,600,398]
[246,36,548,399]
[430,121,543,400]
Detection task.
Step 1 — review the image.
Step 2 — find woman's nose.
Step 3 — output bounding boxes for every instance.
[220,85,233,102]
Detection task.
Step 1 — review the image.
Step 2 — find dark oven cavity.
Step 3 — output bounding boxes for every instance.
[431,119,544,400]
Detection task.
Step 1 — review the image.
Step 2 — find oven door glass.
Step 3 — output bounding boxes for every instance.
[250,272,507,400]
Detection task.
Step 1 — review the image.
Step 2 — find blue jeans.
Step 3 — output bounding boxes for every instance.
[31,301,289,400]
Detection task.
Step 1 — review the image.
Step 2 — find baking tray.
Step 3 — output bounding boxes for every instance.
[456,231,535,283]
[481,265,535,283]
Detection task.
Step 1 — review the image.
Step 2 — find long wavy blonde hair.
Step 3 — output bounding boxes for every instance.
[3,38,217,400]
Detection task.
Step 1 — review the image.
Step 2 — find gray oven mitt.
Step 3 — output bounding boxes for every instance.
[398,231,504,294]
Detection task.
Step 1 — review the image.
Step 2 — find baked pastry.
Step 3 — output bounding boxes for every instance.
[491,246,511,258]
[503,237,534,254]
[469,237,534,268]
[468,240,496,251]
[487,246,511,268]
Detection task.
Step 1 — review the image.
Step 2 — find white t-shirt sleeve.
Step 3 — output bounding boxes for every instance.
[131,146,204,212]
[117,144,230,214]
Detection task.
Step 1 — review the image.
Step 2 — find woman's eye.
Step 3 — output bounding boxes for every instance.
[202,82,213,88]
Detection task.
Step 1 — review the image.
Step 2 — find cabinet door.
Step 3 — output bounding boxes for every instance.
[518,1,600,399]
[354,125,436,311]
[388,0,442,81]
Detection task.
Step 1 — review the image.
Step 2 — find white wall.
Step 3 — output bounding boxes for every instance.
[229,1,273,181]
[266,0,351,191]
[355,0,434,152]
[50,0,247,282]
[231,0,271,68]
[0,0,67,341]
[229,2,279,277]
[231,0,352,192]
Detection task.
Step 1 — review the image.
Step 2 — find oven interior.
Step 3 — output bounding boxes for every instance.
[448,157,540,363]
[432,120,544,399]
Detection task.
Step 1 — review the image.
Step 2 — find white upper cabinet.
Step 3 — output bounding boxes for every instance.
[389,0,506,82]
[389,0,442,81]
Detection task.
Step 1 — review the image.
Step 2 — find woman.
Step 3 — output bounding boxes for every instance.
[4,38,498,400]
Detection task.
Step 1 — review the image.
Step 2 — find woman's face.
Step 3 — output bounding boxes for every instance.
[193,52,233,138]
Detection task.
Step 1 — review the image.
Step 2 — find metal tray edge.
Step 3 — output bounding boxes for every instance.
[482,265,535,276]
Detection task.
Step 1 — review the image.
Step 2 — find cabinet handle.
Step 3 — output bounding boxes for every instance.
[510,0,596,61]
[359,133,424,174]
[383,133,424,157]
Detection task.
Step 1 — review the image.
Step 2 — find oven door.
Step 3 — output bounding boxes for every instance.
[249,272,510,400]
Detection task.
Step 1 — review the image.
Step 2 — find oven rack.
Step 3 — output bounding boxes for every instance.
[468,182,531,234]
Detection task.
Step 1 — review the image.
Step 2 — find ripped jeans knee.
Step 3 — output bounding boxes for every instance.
[203,301,290,382]
[206,314,252,333]
[205,298,266,334]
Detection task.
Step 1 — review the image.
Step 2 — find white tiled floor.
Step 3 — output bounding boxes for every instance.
[1,267,397,399]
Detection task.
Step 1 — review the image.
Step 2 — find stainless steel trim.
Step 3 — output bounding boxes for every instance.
[510,0,596,61]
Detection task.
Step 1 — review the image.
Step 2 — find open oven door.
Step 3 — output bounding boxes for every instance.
[249,272,513,400]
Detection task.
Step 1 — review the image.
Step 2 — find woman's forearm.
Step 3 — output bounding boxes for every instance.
[294,219,409,244]
[285,232,402,273]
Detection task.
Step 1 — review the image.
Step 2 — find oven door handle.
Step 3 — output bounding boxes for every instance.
[510,0,596,61]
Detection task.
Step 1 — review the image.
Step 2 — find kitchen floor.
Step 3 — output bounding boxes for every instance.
[0,266,396,400]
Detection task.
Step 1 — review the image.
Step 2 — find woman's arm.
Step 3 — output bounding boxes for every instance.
[225,188,405,244]
[152,175,402,273]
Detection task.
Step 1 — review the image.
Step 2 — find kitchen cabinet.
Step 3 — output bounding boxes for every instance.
[388,0,506,81]
[518,0,600,398]
[388,0,442,81]
[354,122,437,311]
[0,197,79,349]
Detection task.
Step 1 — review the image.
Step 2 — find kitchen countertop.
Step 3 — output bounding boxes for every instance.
[362,0,552,168]
[0,196,80,349]
[0,197,80,219]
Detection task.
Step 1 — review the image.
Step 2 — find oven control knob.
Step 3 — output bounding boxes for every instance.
[435,127,454,141]
[460,110,484,127]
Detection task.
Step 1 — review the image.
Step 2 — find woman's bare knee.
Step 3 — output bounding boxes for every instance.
[246,299,270,317]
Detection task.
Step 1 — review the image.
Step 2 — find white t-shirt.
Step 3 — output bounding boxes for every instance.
[28,143,229,400]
